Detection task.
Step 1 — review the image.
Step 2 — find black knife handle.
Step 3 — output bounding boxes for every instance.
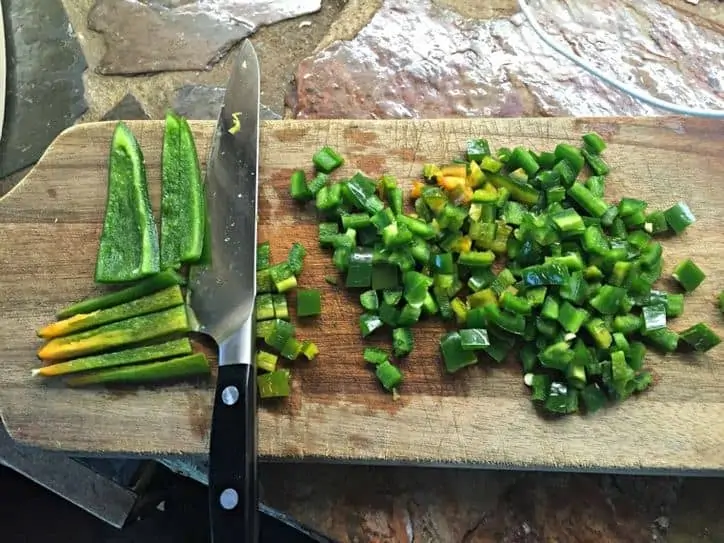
[209,320,258,543]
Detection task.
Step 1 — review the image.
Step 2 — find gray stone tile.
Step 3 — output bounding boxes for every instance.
[88,0,321,75]
[100,93,150,121]
[0,0,87,178]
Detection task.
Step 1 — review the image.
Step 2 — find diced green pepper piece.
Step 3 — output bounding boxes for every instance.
[307,172,329,196]
[269,262,298,293]
[458,250,495,268]
[318,222,339,246]
[582,132,607,154]
[397,304,422,326]
[525,287,547,307]
[313,146,345,173]
[529,374,550,402]
[281,337,303,360]
[256,319,275,339]
[521,263,569,286]
[466,138,491,162]
[541,296,560,320]
[680,323,722,352]
[499,291,532,315]
[613,314,642,334]
[672,259,705,292]
[567,183,609,218]
[363,347,388,365]
[551,208,585,235]
[360,313,383,337]
[346,248,374,288]
[290,169,312,201]
[300,340,318,360]
[483,304,526,335]
[643,327,679,353]
[644,211,669,235]
[375,361,403,391]
[663,202,695,234]
[359,290,379,311]
[633,371,653,392]
[254,293,275,321]
[585,318,612,349]
[459,328,490,351]
[403,271,433,307]
[440,331,479,373]
[257,241,271,271]
[297,289,322,317]
[256,350,278,372]
[589,285,626,315]
[509,147,540,176]
[627,341,646,371]
[264,319,295,352]
[392,328,414,357]
[538,341,574,371]
[665,293,684,318]
[258,369,291,398]
[642,304,667,333]
[580,383,607,413]
[544,381,578,414]
[287,242,306,275]
[558,302,589,334]
[272,294,288,320]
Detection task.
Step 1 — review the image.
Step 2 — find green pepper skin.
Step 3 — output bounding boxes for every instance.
[66,353,210,387]
[160,111,205,269]
[95,122,160,283]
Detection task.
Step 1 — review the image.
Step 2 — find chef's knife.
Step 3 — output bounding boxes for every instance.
[187,40,260,543]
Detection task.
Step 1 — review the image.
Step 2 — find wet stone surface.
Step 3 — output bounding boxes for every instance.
[0,0,87,178]
[289,0,724,119]
[259,464,724,543]
[171,84,281,120]
[88,0,322,75]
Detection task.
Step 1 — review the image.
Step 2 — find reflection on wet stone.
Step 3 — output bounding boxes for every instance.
[88,0,322,75]
[290,0,724,119]
[0,0,87,178]
[172,85,281,120]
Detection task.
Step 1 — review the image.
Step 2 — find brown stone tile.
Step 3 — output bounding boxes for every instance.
[289,0,724,119]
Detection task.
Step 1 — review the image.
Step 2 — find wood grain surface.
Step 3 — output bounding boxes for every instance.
[1,117,723,471]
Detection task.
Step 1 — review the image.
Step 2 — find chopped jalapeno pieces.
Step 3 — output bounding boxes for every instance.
[261,130,720,413]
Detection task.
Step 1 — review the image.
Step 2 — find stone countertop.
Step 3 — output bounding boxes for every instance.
[1,0,724,541]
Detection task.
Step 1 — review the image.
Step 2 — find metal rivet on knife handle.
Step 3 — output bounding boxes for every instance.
[219,488,239,510]
[221,385,240,406]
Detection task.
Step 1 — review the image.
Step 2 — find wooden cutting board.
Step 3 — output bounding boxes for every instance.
[1,117,723,472]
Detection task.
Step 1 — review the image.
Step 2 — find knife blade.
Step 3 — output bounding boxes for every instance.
[187,39,260,543]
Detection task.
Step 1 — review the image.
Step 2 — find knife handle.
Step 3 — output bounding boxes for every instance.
[209,318,258,543]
